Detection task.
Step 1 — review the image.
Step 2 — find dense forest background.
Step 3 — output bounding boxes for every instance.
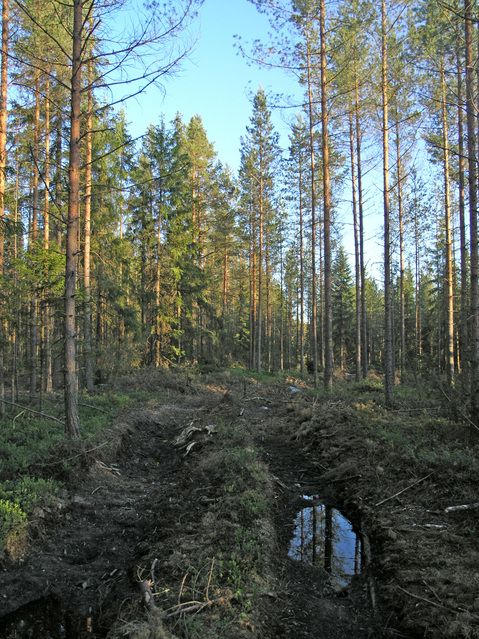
[0,0,478,437]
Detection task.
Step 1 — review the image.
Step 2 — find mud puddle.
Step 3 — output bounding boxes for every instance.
[288,496,361,589]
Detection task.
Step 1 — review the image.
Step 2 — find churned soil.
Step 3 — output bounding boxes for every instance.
[1,373,476,638]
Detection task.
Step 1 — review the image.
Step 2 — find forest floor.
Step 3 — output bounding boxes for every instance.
[1,368,479,639]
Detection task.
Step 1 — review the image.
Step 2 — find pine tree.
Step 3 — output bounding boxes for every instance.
[239,87,280,373]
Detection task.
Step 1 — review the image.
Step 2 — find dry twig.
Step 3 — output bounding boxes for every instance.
[376,474,432,507]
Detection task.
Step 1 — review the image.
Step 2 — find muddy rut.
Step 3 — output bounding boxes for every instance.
[0,385,380,638]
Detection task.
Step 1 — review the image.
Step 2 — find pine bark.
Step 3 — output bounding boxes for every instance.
[299,141,305,377]
[441,60,455,385]
[395,122,405,383]
[457,49,468,386]
[320,0,333,390]
[306,35,318,388]
[0,0,7,417]
[64,0,82,439]
[382,0,394,407]
[465,0,479,422]
[84,58,93,390]
[349,107,361,382]
[43,73,53,395]
[355,69,368,379]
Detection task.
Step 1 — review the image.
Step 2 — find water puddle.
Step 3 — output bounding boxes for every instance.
[288,496,361,588]
[0,595,106,638]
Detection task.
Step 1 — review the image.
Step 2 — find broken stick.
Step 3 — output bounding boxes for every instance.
[139,580,156,611]
[445,502,479,514]
[375,473,432,507]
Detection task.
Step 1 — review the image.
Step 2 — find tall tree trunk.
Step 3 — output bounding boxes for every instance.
[306,33,318,388]
[298,142,305,377]
[395,120,405,383]
[84,58,94,390]
[382,0,394,407]
[64,0,82,439]
[55,114,63,248]
[355,67,368,379]
[155,195,162,366]
[457,48,468,387]
[280,244,284,371]
[349,107,361,382]
[0,0,8,417]
[465,0,479,422]
[30,69,41,398]
[320,0,333,390]
[441,59,455,385]
[43,73,53,395]
[257,174,263,373]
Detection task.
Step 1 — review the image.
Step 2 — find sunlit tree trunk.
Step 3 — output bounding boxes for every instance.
[320,0,333,390]
[457,48,468,387]
[465,0,479,422]
[382,0,394,407]
[299,144,305,377]
[29,68,41,398]
[84,58,94,390]
[306,34,318,388]
[257,172,263,373]
[64,0,82,439]
[355,69,368,379]
[0,0,8,417]
[441,59,455,385]
[43,73,53,395]
[395,120,405,382]
[349,107,361,382]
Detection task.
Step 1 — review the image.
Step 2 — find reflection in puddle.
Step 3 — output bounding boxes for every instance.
[0,595,105,638]
[288,496,361,587]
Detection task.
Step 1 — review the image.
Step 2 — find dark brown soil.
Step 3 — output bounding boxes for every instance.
[1,375,476,639]
[0,399,203,637]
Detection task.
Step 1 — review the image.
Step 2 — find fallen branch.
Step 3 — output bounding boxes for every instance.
[166,595,232,618]
[396,585,479,621]
[78,402,110,414]
[151,558,159,585]
[328,474,362,484]
[439,387,479,433]
[2,398,64,425]
[139,580,156,611]
[42,441,110,466]
[376,474,432,507]
[445,502,479,514]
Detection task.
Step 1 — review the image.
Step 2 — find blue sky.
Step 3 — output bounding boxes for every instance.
[126,0,299,173]
[122,0,387,274]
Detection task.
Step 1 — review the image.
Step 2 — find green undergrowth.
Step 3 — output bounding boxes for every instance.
[114,418,276,639]
[0,367,174,559]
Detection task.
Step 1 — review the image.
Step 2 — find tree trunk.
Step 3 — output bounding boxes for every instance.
[465,0,479,422]
[355,67,368,379]
[349,107,361,382]
[43,73,53,395]
[64,0,82,439]
[320,0,333,390]
[84,58,94,390]
[298,141,305,377]
[0,0,8,417]
[257,174,263,373]
[441,59,455,385]
[394,120,406,383]
[382,0,394,407]
[306,33,318,388]
[457,47,468,387]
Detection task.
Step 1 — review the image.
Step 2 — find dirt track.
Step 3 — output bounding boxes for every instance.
[0,381,383,638]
